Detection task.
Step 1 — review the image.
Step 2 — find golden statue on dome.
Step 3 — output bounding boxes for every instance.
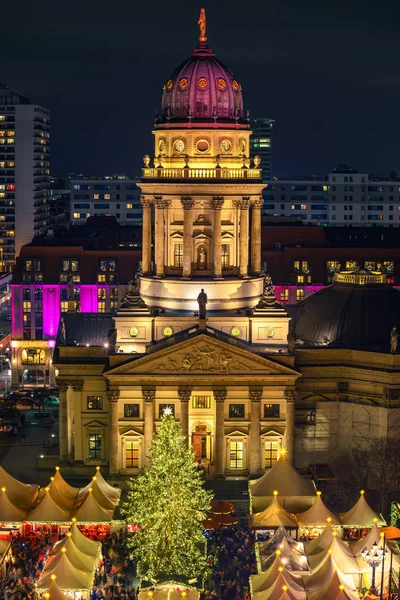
[198,8,207,42]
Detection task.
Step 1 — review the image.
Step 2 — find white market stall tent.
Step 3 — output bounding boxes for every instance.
[249,454,316,514]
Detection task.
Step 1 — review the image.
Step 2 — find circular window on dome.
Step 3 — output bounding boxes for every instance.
[165,79,173,91]
[179,78,189,90]
[163,326,174,338]
[196,139,210,153]
[217,78,227,90]
[232,80,240,92]
[197,77,208,90]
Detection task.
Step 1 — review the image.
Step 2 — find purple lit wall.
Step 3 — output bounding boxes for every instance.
[273,285,324,304]
[80,286,99,313]
[43,286,61,338]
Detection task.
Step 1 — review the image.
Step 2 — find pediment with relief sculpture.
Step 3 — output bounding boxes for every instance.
[106,333,299,378]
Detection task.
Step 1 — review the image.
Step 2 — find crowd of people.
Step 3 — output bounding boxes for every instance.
[201,518,255,600]
[0,519,255,600]
[0,530,51,600]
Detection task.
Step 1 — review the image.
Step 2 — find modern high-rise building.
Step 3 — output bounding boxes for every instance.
[0,82,50,271]
[250,117,274,181]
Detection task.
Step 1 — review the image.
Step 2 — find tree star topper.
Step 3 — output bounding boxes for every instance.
[198,8,207,42]
[162,405,173,417]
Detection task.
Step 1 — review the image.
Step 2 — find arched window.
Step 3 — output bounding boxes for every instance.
[21,348,46,365]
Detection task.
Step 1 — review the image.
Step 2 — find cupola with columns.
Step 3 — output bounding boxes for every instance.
[139,9,268,314]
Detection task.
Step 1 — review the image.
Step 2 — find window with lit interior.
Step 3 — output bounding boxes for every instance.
[192,396,210,409]
[89,434,102,459]
[229,441,243,469]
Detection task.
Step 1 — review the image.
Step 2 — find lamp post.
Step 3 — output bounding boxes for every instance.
[361,540,388,595]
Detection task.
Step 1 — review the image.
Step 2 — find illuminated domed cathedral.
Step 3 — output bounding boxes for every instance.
[54,11,400,478]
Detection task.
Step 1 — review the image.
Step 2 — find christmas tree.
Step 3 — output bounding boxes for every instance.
[123,408,213,582]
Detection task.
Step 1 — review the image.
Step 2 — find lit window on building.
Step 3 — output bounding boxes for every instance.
[174,243,183,267]
[125,440,139,468]
[89,434,102,459]
[229,404,245,418]
[264,440,279,468]
[124,404,140,418]
[87,396,103,410]
[263,404,280,418]
[221,244,230,268]
[60,301,69,312]
[192,396,211,409]
[229,441,243,469]
[327,261,341,273]
[280,289,289,302]
[296,289,305,301]
[98,288,106,299]
[21,348,45,365]
[345,260,357,271]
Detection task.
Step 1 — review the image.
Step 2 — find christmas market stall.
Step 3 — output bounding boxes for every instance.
[250,552,308,598]
[36,522,102,599]
[296,491,341,539]
[41,580,73,600]
[250,491,298,537]
[339,490,386,536]
[249,453,316,514]
[303,554,360,600]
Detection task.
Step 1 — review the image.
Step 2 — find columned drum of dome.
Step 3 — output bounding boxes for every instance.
[140,10,266,312]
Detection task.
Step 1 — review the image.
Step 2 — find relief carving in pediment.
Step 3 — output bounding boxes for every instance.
[151,342,253,373]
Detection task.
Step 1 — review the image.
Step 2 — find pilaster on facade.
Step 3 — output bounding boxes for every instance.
[142,387,156,465]
[284,389,297,464]
[178,388,191,444]
[249,387,262,475]
[213,389,226,479]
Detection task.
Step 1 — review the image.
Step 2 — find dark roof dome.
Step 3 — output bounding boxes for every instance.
[292,271,400,350]
[159,10,247,127]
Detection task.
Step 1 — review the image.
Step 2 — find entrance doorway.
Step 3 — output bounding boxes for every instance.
[191,425,212,462]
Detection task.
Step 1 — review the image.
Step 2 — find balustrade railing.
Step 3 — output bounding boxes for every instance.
[142,167,262,180]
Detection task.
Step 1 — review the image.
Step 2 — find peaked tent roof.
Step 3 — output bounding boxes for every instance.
[351,522,380,555]
[0,488,26,522]
[138,589,200,599]
[339,492,385,527]
[253,571,307,600]
[0,465,38,510]
[93,467,120,501]
[306,570,359,600]
[252,495,297,529]
[37,551,93,590]
[48,537,96,572]
[296,493,341,526]
[259,525,305,556]
[78,479,117,510]
[334,590,361,600]
[251,556,305,593]
[306,534,359,573]
[26,488,71,522]
[302,553,357,592]
[46,581,72,600]
[69,522,101,556]
[71,490,114,522]
[48,470,80,510]
[249,455,316,498]
[305,523,335,556]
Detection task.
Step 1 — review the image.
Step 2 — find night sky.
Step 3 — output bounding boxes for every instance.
[4,0,400,177]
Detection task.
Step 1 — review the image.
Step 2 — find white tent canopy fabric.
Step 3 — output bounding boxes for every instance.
[339,492,385,527]
[138,589,200,599]
[45,581,72,600]
[37,551,94,590]
[0,465,38,511]
[0,465,120,524]
[306,535,360,574]
[296,493,341,526]
[251,555,305,594]
[249,455,316,514]
[69,522,101,557]
[252,495,298,529]
[253,571,307,600]
[0,488,26,522]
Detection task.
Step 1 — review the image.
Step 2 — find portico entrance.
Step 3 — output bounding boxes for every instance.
[191,424,212,462]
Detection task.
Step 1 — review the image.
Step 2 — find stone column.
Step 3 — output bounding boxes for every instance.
[143,388,155,466]
[56,379,70,462]
[178,389,191,445]
[251,198,264,274]
[107,389,120,475]
[284,390,297,465]
[70,380,83,461]
[211,196,224,279]
[141,198,152,274]
[213,389,226,479]
[235,197,250,278]
[181,197,194,279]
[154,197,166,278]
[249,389,262,475]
